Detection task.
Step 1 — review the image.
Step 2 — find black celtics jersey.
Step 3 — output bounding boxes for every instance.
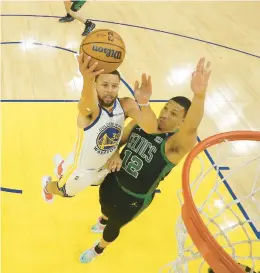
[116,126,177,194]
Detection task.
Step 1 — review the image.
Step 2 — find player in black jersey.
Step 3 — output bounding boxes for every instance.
[59,1,95,36]
[80,57,212,263]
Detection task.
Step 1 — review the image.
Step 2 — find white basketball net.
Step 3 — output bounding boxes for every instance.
[160,138,260,273]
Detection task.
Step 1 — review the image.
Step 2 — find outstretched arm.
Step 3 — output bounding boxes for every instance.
[181,58,211,133]
[168,58,212,159]
[77,54,104,128]
[121,74,158,134]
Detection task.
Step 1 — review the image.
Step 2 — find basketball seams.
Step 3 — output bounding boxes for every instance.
[82,29,125,46]
[80,29,126,71]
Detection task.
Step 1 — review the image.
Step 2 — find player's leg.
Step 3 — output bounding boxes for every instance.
[42,152,76,202]
[64,1,72,12]
[42,173,82,202]
[42,168,102,202]
[91,173,117,233]
[81,178,146,263]
[68,13,96,36]
[68,1,96,36]
[59,0,95,36]
[80,204,143,263]
[98,196,149,251]
[91,175,155,233]
[81,220,123,262]
[91,179,112,233]
[42,175,72,203]
[59,1,75,23]
[70,0,87,14]
[59,0,88,23]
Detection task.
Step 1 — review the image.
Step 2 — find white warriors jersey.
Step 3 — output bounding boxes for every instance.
[73,99,125,171]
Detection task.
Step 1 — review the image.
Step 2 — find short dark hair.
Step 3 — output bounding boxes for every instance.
[170,96,191,117]
[95,70,121,82]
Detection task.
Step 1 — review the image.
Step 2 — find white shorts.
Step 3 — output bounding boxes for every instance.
[58,166,109,197]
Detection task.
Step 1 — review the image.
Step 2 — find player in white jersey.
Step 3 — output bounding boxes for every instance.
[42,53,158,201]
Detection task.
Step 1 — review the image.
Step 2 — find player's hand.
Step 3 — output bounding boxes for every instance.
[77,53,104,79]
[134,73,152,105]
[106,150,122,172]
[191,58,211,97]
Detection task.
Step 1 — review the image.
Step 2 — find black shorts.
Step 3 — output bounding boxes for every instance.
[70,0,86,12]
[99,173,153,227]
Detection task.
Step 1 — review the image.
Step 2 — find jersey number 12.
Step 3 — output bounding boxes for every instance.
[122,150,143,178]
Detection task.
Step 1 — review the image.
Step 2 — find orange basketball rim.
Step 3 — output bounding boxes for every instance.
[181,131,260,273]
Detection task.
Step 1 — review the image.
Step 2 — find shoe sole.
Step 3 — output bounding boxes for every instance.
[82,24,96,36]
[59,19,74,23]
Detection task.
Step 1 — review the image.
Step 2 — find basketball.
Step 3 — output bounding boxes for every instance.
[80,29,126,73]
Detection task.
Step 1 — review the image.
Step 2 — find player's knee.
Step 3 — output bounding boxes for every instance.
[102,224,121,242]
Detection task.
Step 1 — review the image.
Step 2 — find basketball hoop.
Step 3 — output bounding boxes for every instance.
[161,131,260,273]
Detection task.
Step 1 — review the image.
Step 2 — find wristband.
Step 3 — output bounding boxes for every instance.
[138,102,150,107]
